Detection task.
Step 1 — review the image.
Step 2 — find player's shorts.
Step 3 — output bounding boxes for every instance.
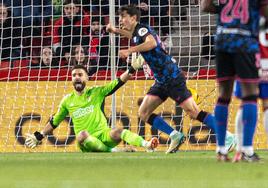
[216,51,259,82]
[147,73,192,104]
[78,128,118,152]
[234,80,268,99]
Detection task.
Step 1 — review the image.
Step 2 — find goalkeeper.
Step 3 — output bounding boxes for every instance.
[25,63,159,152]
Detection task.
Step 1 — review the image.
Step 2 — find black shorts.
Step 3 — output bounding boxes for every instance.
[147,73,192,104]
[216,51,259,82]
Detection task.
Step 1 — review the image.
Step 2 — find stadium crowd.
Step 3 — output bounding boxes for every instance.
[0,0,174,75]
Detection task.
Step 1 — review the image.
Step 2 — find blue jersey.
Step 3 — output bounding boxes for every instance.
[215,0,268,53]
[132,23,181,84]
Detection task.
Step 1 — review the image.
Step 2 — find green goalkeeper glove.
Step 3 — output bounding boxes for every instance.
[128,55,145,74]
[25,131,44,148]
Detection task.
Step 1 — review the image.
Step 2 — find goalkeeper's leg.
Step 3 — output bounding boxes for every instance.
[77,131,111,152]
[109,128,159,151]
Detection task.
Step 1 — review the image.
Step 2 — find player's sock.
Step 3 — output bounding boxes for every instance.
[214,98,230,151]
[83,136,111,152]
[235,107,243,151]
[242,96,258,148]
[147,113,174,135]
[264,108,268,135]
[196,110,216,131]
[120,129,144,147]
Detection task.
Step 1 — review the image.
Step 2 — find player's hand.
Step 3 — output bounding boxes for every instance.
[119,49,130,59]
[131,55,145,70]
[25,131,44,148]
[106,23,117,33]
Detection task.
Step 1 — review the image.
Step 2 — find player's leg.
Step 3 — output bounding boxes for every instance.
[259,83,268,136]
[139,87,184,153]
[77,130,111,152]
[232,80,244,162]
[235,52,259,162]
[213,51,236,161]
[100,128,159,152]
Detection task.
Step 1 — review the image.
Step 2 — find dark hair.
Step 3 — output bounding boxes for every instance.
[119,4,140,21]
[72,64,88,75]
[63,0,81,5]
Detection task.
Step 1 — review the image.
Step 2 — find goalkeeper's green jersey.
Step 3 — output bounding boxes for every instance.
[52,79,123,135]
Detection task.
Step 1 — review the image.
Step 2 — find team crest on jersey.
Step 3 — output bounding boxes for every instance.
[138,28,148,37]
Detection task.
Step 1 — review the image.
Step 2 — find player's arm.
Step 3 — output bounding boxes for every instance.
[106,23,132,39]
[25,97,69,148]
[201,0,218,14]
[119,35,157,59]
[99,55,144,96]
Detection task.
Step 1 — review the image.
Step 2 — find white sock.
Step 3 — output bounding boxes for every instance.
[264,109,268,135]
[235,108,243,152]
[169,130,179,140]
[141,140,147,147]
[216,146,227,154]
[242,146,254,156]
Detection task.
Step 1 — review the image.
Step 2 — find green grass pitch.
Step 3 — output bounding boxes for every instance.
[1,151,268,188]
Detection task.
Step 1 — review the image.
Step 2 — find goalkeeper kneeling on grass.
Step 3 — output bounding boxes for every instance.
[25,59,159,152]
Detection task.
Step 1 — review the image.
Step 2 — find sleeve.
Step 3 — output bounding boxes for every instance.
[98,78,125,97]
[136,25,151,42]
[50,96,69,128]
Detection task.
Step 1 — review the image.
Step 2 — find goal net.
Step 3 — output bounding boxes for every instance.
[0,0,267,152]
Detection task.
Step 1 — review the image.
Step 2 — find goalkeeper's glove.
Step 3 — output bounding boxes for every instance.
[128,55,145,74]
[25,131,44,148]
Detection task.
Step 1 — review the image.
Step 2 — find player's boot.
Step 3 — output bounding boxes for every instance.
[217,152,230,162]
[241,152,260,162]
[145,137,159,152]
[232,151,242,163]
[225,131,236,152]
[166,132,185,154]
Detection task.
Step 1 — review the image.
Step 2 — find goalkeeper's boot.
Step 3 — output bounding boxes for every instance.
[241,152,260,162]
[145,137,159,152]
[225,131,236,152]
[232,151,242,163]
[217,152,230,162]
[166,132,185,154]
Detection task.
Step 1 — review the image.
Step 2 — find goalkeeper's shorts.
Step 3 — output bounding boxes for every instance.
[78,128,119,152]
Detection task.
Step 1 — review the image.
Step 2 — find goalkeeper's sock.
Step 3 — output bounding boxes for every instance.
[242,98,257,147]
[120,129,144,147]
[196,111,216,131]
[83,136,111,152]
[214,98,230,147]
[147,113,173,135]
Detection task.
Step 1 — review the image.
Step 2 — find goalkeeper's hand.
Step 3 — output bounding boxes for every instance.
[131,55,145,70]
[25,131,44,148]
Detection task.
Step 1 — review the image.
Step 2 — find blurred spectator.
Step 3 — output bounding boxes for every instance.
[70,45,97,75]
[31,47,59,68]
[117,0,158,26]
[82,0,109,16]
[11,0,53,58]
[89,16,110,70]
[53,0,90,62]
[0,3,22,63]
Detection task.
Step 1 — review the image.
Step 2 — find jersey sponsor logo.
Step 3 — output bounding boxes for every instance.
[138,28,148,37]
[72,105,94,118]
